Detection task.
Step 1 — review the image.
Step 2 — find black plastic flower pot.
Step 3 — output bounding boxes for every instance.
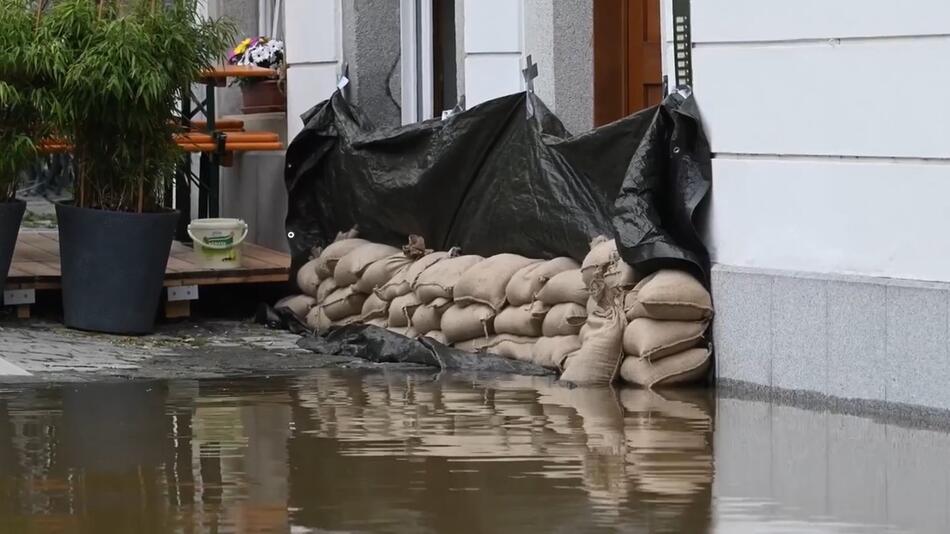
[0,199,26,294]
[56,203,178,335]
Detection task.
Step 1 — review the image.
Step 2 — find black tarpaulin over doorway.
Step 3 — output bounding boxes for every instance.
[284,89,711,282]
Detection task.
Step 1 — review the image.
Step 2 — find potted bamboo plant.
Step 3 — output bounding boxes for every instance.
[42,0,232,334]
[0,0,54,294]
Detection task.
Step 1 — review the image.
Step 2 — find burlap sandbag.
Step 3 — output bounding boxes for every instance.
[631,269,713,321]
[414,255,484,303]
[580,236,636,289]
[315,277,339,303]
[296,258,321,297]
[494,304,544,337]
[506,257,580,306]
[623,318,708,360]
[536,269,588,306]
[275,294,317,319]
[619,347,711,388]
[532,335,581,370]
[365,317,388,328]
[559,269,626,386]
[441,303,495,343]
[305,306,332,331]
[483,335,537,363]
[315,238,368,278]
[454,254,540,311]
[376,250,456,301]
[453,336,491,352]
[542,302,587,337]
[321,287,368,321]
[425,330,448,344]
[360,292,390,321]
[334,243,402,287]
[387,325,419,338]
[410,297,451,334]
[355,253,414,294]
[388,292,422,328]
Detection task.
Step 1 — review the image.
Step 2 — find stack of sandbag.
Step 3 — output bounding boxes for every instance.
[305,233,402,331]
[493,259,581,369]
[619,269,713,388]
[376,245,458,337]
[447,254,542,361]
[559,265,627,386]
[410,253,483,343]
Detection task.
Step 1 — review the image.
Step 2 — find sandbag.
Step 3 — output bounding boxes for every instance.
[360,292,390,321]
[388,292,423,327]
[387,325,419,338]
[334,243,402,286]
[296,259,321,297]
[532,335,581,370]
[410,297,451,334]
[632,269,713,321]
[560,270,626,386]
[454,254,539,311]
[274,294,317,320]
[623,318,708,361]
[453,337,491,352]
[494,305,544,337]
[376,250,455,301]
[305,306,332,331]
[321,287,368,321]
[483,335,536,363]
[315,238,368,278]
[365,317,388,328]
[441,303,495,343]
[413,255,484,303]
[623,289,640,322]
[580,236,636,289]
[355,253,414,294]
[316,277,339,303]
[506,257,580,306]
[536,269,588,306]
[425,330,448,344]
[542,302,587,337]
[619,347,711,388]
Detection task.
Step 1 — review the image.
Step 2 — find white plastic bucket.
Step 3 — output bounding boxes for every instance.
[187,218,249,269]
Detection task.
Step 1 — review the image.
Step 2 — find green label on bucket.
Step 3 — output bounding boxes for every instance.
[204,234,234,247]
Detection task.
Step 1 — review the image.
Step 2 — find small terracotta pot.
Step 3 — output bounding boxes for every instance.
[240,79,287,114]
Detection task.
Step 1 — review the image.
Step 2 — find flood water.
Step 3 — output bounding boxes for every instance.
[0,370,942,533]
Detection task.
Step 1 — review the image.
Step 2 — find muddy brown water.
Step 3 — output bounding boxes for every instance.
[0,370,941,533]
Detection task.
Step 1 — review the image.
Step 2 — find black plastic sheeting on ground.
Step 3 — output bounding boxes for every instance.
[296,324,556,377]
[285,89,711,284]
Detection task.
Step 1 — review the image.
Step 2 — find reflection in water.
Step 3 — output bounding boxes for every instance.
[0,370,936,533]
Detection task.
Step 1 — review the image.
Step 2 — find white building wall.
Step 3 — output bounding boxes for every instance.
[284,0,343,141]
[462,0,525,107]
[690,0,950,282]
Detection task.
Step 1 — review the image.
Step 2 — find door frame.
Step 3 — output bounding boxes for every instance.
[400,0,435,125]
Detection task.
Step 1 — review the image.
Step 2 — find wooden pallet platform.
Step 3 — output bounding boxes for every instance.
[6,231,290,318]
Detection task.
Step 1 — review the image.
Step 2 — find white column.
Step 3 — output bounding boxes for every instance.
[284,0,343,141]
[461,0,524,107]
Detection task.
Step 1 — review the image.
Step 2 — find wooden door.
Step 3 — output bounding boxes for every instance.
[594,0,663,126]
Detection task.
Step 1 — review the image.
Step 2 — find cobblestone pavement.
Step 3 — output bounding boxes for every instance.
[0,320,350,382]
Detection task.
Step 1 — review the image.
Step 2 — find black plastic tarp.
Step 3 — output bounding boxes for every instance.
[285,89,711,282]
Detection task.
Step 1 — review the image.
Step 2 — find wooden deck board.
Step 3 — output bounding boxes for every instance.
[6,231,290,290]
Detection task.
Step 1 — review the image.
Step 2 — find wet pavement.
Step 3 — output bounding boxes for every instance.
[0,364,946,533]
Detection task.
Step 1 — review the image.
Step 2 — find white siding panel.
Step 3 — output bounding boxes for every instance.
[707,157,950,282]
[284,0,339,64]
[464,0,522,53]
[286,64,339,141]
[465,54,523,107]
[693,38,950,158]
[692,0,950,43]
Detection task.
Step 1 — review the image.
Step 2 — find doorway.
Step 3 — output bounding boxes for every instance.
[593,0,663,126]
